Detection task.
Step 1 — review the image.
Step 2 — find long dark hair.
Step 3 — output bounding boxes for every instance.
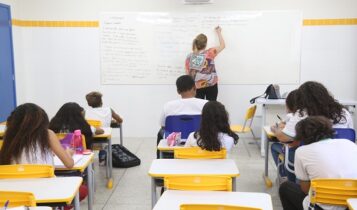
[0,103,50,165]
[295,116,334,145]
[285,89,298,113]
[49,102,92,148]
[296,81,346,124]
[196,101,239,151]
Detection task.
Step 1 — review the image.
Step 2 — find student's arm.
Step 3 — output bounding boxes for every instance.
[48,130,74,168]
[300,180,311,194]
[111,108,123,124]
[295,148,310,194]
[214,26,225,54]
[271,125,293,143]
[184,132,197,147]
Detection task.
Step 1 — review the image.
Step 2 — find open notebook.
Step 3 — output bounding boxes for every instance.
[54,154,83,166]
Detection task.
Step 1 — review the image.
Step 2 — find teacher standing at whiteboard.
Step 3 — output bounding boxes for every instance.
[185,26,225,101]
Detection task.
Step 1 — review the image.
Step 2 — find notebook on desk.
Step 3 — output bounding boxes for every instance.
[54,154,83,166]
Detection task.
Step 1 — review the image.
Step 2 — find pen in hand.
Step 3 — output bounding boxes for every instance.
[4,200,9,210]
[277,114,282,122]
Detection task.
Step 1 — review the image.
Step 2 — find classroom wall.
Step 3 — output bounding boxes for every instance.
[3,0,357,137]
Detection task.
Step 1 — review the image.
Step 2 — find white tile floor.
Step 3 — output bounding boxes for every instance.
[81,136,283,210]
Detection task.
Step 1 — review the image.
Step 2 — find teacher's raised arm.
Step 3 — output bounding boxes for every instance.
[214,26,225,54]
[184,26,224,101]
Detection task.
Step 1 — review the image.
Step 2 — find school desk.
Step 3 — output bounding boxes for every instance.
[148,159,240,208]
[255,98,357,157]
[153,190,273,210]
[157,139,186,158]
[54,153,95,210]
[0,177,82,210]
[263,125,276,188]
[348,198,357,210]
[93,127,113,189]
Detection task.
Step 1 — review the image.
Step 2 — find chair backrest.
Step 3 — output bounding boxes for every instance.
[0,164,55,179]
[244,105,257,121]
[0,140,3,150]
[164,175,232,191]
[56,133,87,150]
[180,204,261,210]
[86,119,102,128]
[174,147,226,159]
[334,128,356,142]
[0,191,36,207]
[164,115,201,139]
[310,179,357,207]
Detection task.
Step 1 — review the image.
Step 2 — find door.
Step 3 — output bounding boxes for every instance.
[0,3,16,122]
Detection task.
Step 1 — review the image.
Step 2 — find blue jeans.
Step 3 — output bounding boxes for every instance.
[271,142,296,182]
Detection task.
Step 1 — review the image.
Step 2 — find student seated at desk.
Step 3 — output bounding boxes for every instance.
[185,101,239,153]
[49,102,103,149]
[85,91,123,126]
[271,81,354,182]
[0,103,88,209]
[85,92,121,165]
[270,89,298,181]
[279,116,357,210]
[0,103,74,168]
[157,75,208,158]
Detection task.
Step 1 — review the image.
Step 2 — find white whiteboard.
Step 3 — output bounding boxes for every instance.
[100,11,302,85]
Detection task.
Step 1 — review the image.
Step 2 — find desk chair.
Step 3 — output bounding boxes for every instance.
[180,204,261,210]
[174,147,226,159]
[0,191,36,207]
[309,179,357,209]
[164,175,232,191]
[334,128,356,142]
[86,119,102,128]
[277,128,356,185]
[230,105,257,139]
[164,115,201,139]
[0,165,55,179]
[111,121,124,146]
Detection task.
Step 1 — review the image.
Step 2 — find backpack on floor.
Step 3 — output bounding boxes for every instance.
[112,144,141,168]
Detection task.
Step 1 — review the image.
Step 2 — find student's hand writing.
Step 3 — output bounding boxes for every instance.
[278,122,286,129]
[215,26,222,33]
[270,125,278,133]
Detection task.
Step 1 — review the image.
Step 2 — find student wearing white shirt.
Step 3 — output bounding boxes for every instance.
[0,103,74,168]
[85,91,123,127]
[184,101,238,153]
[279,116,357,210]
[271,81,354,182]
[157,75,208,158]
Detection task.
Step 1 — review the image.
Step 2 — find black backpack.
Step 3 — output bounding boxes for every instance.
[250,84,281,104]
[112,144,141,168]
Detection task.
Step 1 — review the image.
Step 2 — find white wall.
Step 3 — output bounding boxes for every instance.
[2,0,357,137]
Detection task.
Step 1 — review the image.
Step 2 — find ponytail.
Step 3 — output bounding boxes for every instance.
[192,34,207,52]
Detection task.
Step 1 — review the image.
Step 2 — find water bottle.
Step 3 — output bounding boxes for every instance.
[72,129,83,154]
